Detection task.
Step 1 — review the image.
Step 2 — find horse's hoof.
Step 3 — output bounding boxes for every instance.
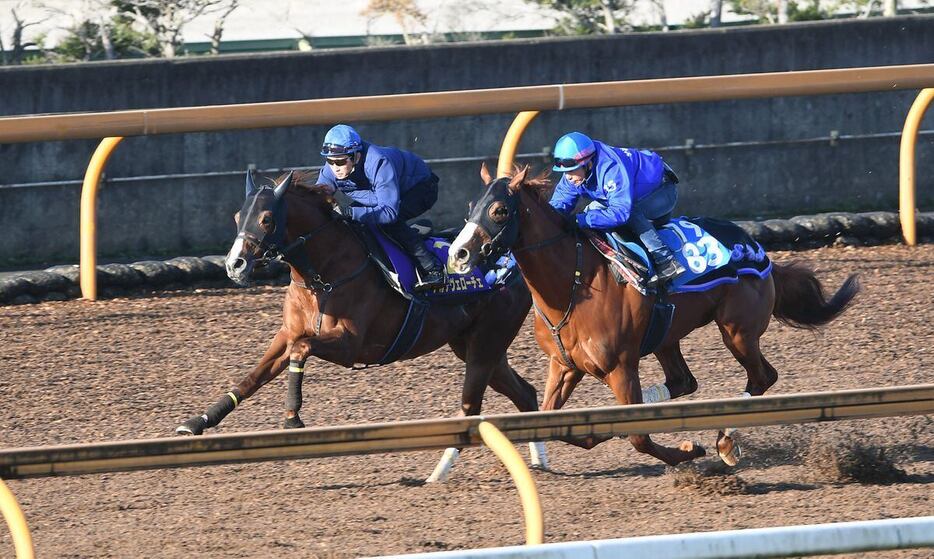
[175,416,206,436]
[680,439,706,458]
[283,416,305,429]
[716,430,742,466]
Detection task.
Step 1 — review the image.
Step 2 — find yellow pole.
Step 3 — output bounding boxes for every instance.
[477,421,544,545]
[899,89,934,246]
[497,111,540,178]
[0,480,35,559]
[80,137,124,301]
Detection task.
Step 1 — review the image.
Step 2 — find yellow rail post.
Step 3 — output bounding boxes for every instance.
[497,111,541,178]
[80,137,124,301]
[0,479,35,559]
[899,88,934,246]
[477,421,544,545]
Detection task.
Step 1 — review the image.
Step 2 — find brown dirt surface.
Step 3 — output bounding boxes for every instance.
[1,244,932,558]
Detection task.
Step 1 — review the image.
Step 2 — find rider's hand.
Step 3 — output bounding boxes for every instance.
[331,190,354,219]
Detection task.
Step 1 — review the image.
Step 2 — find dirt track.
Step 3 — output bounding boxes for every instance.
[1,244,932,558]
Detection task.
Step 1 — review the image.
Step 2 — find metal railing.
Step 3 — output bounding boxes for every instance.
[2,384,932,558]
[0,63,930,299]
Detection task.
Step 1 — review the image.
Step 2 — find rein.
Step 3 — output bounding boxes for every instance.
[268,216,371,336]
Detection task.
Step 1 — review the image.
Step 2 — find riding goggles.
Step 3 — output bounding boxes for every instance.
[320,143,360,157]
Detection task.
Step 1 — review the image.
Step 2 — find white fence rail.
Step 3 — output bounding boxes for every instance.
[377,516,934,559]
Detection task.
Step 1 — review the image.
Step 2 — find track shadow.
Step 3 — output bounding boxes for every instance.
[744,481,819,495]
[537,463,667,479]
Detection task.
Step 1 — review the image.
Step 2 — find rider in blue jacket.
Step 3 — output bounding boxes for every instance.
[549,132,686,284]
[316,124,445,291]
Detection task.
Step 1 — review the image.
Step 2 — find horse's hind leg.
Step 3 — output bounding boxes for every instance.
[488,354,549,467]
[714,280,778,464]
[176,329,290,435]
[650,342,699,401]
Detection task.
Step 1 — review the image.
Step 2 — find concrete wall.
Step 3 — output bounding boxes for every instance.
[1,15,932,266]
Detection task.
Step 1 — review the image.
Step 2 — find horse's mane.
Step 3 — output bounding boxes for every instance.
[272,169,335,206]
[505,165,555,203]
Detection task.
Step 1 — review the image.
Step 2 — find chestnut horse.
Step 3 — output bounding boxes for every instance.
[176,170,544,482]
[448,165,859,467]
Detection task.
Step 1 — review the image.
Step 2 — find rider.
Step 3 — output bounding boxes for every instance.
[316,124,446,292]
[548,131,686,284]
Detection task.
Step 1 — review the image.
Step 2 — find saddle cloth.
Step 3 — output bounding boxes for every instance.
[363,223,520,303]
[590,216,773,296]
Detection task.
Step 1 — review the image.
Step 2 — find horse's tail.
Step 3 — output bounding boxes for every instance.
[771,262,860,330]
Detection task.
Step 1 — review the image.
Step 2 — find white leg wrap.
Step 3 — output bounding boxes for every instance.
[641,383,671,404]
[529,441,548,469]
[425,447,460,483]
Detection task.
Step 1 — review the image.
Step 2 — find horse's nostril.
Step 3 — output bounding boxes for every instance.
[455,248,469,262]
[233,258,246,271]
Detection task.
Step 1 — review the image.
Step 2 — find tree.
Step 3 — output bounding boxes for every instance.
[1,2,46,65]
[113,0,234,58]
[207,0,239,54]
[710,0,723,27]
[644,0,669,30]
[362,0,428,45]
[528,0,636,35]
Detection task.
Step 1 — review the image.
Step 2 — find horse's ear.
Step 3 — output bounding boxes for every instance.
[245,169,258,197]
[273,171,293,200]
[480,162,493,185]
[507,165,529,192]
[233,211,240,226]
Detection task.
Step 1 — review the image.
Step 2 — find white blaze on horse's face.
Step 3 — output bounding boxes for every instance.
[448,222,480,275]
[225,236,252,283]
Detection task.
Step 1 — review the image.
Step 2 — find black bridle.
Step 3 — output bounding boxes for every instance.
[466,177,584,372]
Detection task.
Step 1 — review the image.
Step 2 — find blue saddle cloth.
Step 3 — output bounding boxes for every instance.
[606,217,772,294]
[368,225,518,302]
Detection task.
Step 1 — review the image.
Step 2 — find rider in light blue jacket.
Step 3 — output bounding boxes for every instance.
[549,132,686,284]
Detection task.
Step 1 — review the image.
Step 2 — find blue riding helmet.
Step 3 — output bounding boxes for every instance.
[320,124,363,157]
[552,132,596,172]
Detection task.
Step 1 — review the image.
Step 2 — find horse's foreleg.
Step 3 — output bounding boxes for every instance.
[606,362,706,466]
[283,337,315,429]
[176,330,290,436]
[540,358,608,450]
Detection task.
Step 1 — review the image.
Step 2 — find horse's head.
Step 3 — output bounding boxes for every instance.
[448,163,529,275]
[225,170,293,285]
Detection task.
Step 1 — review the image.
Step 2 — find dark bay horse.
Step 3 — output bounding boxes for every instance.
[447,164,859,467]
[176,170,544,481]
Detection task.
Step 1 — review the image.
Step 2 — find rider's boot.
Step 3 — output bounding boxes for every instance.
[650,246,686,285]
[412,244,446,292]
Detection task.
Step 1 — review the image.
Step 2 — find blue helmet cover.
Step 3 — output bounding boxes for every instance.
[321,124,363,157]
[552,132,596,172]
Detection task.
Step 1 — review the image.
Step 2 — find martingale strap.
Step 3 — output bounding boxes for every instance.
[531,236,584,373]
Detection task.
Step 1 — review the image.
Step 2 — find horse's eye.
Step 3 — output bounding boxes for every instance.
[488,201,509,223]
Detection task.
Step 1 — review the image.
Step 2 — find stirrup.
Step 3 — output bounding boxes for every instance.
[413,268,445,292]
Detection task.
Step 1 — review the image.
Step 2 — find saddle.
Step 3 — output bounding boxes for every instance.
[586,217,773,356]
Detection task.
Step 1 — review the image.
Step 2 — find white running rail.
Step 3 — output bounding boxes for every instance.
[373,516,934,559]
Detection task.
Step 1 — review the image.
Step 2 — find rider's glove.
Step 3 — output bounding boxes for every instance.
[332,190,354,219]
